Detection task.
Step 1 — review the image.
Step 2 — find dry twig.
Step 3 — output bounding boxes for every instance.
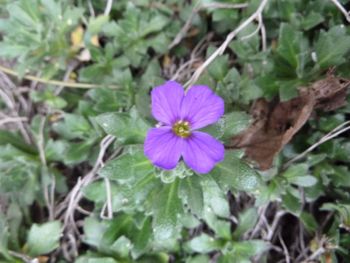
[55,60,80,95]
[104,0,114,16]
[0,116,28,126]
[100,177,113,219]
[266,210,286,241]
[57,135,115,228]
[284,121,350,168]
[329,0,350,22]
[57,135,115,260]
[169,2,248,50]
[278,232,291,263]
[170,34,213,81]
[87,0,96,17]
[0,71,32,143]
[184,0,269,87]
[0,64,119,89]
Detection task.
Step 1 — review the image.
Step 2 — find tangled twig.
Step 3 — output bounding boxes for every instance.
[184,0,269,87]
[0,71,32,143]
[0,116,28,126]
[284,121,350,168]
[56,134,115,260]
[59,135,115,227]
[169,2,249,50]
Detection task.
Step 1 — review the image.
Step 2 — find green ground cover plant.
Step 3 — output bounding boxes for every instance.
[0,0,350,262]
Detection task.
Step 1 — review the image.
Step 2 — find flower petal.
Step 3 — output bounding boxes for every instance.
[151,81,184,125]
[181,85,224,129]
[144,127,183,170]
[182,131,224,174]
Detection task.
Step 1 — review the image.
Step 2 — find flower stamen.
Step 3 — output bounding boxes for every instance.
[172,120,191,138]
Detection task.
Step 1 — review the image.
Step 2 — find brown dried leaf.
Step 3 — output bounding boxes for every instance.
[228,75,350,170]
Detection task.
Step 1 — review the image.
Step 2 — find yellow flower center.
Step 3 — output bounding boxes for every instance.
[172,120,191,138]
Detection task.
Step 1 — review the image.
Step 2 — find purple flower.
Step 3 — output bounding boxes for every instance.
[144,81,225,174]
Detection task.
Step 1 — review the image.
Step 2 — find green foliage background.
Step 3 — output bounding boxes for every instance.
[0,0,350,262]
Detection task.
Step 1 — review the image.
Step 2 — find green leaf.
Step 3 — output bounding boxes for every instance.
[278,80,299,101]
[318,113,345,133]
[140,14,169,37]
[213,152,261,192]
[99,149,154,184]
[300,212,318,233]
[0,214,10,259]
[277,23,302,68]
[7,2,38,27]
[64,140,95,165]
[0,130,37,155]
[100,214,134,250]
[203,209,231,239]
[288,175,318,187]
[256,179,284,205]
[212,8,239,33]
[220,240,269,262]
[180,212,201,229]
[45,139,68,162]
[301,11,324,30]
[76,256,119,263]
[6,202,23,250]
[315,25,350,69]
[27,221,62,256]
[30,89,67,109]
[202,111,251,142]
[110,236,132,258]
[88,15,109,34]
[87,88,127,112]
[65,114,91,135]
[201,176,230,218]
[186,255,210,263]
[179,175,204,217]
[238,77,263,103]
[275,23,308,77]
[201,176,231,238]
[330,166,350,187]
[40,0,61,18]
[282,189,302,215]
[321,203,350,227]
[53,114,91,140]
[0,43,28,58]
[152,179,182,240]
[233,208,258,239]
[207,47,229,81]
[83,180,117,205]
[229,24,260,60]
[88,165,159,213]
[221,112,251,140]
[83,217,109,248]
[131,217,153,258]
[96,108,150,144]
[186,234,222,253]
[282,164,308,179]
